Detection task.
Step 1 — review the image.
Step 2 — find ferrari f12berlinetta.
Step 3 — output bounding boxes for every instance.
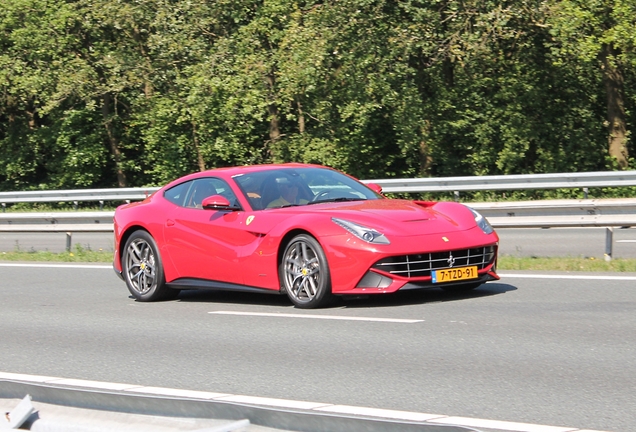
[113,164,499,308]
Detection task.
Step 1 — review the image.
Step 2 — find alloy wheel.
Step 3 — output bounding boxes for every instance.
[284,240,320,303]
[125,238,157,295]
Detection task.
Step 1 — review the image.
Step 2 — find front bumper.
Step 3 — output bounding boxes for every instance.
[324,233,499,295]
[334,265,499,295]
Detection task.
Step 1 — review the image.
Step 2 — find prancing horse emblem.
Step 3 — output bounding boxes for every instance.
[447,252,455,268]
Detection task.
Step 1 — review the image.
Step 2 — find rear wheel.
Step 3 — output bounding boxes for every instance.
[280,234,333,308]
[122,230,179,301]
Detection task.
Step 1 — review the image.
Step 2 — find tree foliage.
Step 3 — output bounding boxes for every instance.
[1,0,634,191]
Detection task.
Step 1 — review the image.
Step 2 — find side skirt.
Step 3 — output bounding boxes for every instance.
[166,278,281,295]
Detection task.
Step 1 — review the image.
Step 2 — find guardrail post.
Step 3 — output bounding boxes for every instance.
[604,227,613,262]
[583,187,589,199]
[1,203,5,213]
[66,232,72,252]
[454,191,460,202]
[73,201,78,210]
[99,200,104,211]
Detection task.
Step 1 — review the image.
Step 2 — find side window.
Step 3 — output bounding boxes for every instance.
[233,172,268,210]
[184,177,241,209]
[163,181,191,206]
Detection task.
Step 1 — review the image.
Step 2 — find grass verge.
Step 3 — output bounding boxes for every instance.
[498,255,636,272]
[1,248,635,272]
[0,245,112,263]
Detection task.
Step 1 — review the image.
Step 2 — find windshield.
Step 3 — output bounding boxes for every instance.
[232,167,383,210]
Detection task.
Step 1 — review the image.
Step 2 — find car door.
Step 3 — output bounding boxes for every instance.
[163,177,251,284]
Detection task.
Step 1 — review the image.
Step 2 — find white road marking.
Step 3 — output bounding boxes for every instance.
[0,372,609,432]
[0,263,111,269]
[499,273,636,281]
[616,240,636,242]
[208,310,423,323]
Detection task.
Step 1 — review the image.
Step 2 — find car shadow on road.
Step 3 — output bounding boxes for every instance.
[171,282,517,309]
[174,289,294,307]
[338,283,518,309]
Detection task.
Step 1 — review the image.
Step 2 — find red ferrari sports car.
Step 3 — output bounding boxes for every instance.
[113,164,499,308]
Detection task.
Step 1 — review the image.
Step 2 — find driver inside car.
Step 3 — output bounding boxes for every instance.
[267,177,309,208]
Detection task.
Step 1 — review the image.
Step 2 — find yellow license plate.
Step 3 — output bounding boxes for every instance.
[432,266,478,283]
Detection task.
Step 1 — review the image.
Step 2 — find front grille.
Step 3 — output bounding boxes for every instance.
[372,245,496,278]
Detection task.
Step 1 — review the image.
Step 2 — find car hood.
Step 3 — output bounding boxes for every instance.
[270,199,478,237]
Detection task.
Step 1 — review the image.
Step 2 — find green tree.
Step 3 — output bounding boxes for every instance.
[2,0,635,192]
[548,0,636,169]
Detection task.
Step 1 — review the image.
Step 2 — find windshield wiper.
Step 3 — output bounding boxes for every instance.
[276,203,303,208]
[307,197,366,205]
[333,197,365,202]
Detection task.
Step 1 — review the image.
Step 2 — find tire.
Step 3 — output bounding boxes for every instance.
[122,230,179,301]
[279,234,333,308]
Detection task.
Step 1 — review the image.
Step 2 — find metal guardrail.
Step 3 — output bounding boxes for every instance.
[0,187,158,205]
[367,170,636,193]
[472,198,636,228]
[0,374,476,432]
[472,199,636,260]
[0,212,114,227]
[1,199,635,258]
[0,212,114,251]
[0,170,635,206]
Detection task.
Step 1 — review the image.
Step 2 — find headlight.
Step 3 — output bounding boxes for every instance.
[468,207,494,235]
[332,218,390,244]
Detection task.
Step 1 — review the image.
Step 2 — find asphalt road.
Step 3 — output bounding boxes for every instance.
[2,227,636,258]
[0,264,634,431]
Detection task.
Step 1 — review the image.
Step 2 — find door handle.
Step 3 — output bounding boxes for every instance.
[166,219,175,227]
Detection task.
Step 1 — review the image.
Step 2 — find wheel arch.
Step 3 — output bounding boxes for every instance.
[118,225,151,264]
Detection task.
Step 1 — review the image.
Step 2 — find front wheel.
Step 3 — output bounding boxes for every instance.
[122,230,179,301]
[280,234,333,308]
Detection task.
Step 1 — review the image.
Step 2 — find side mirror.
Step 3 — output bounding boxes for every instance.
[366,183,383,194]
[201,195,240,211]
